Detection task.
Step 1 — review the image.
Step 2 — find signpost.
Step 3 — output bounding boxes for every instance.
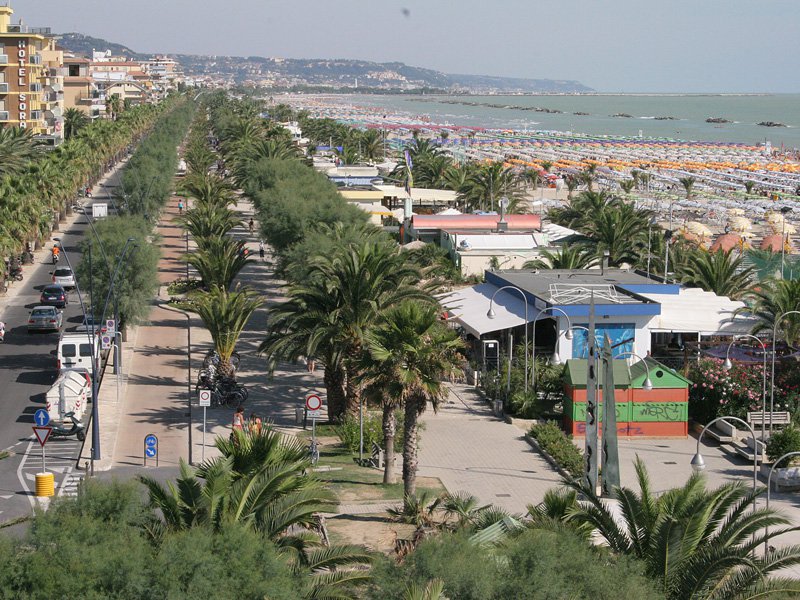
[34,409,50,428]
[105,318,115,333]
[100,333,112,350]
[33,410,52,473]
[143,434,158,466]
[198,389,211,462]
[305,393,323,465]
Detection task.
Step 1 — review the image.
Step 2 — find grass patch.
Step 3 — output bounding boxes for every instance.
[0,450,10,461]
[314,442,446,505]
[325,513,415,553]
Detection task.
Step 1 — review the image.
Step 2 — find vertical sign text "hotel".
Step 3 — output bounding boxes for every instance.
[17,40,27,128]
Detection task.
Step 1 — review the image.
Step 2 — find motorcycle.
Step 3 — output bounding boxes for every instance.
[0,321,5,342]
[9,266,23,281]
[50,412,86,441]
[52,252,59,265]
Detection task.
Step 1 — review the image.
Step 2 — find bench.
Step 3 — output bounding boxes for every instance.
[748,411,791,430]
[369,442,383,469]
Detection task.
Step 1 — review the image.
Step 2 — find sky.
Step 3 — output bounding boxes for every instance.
[15,0,800,93]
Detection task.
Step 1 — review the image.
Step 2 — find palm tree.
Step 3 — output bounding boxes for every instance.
[523,246,598,270]
[744,181,756,195]
[582,202,649,266]
[619,179,636,194]
[260,235,433,421]
[566,458,800,600]
[184,236,250,289]
[744,278,800,344]
[679,249,754,298]
[462,162,520,212]
[367,302,464,497]
[194,285,263,380]
[679,176,696,200]
[565,175,579,200]
[180,204,242,241]
[0,126,39,177]
[63,108,91,140]
[179,173,235,208]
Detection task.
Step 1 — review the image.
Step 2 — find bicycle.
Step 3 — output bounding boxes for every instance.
[309,439,319,465]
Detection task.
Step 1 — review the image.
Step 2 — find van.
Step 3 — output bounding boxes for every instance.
[57,332,98,374]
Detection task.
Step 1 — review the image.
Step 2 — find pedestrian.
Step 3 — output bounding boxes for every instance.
[249,413,263,435]
[85,186,92,198]
[259,240,265,261]
[248,218,255,234]
[178,199,184,214]
[232,405,246,437]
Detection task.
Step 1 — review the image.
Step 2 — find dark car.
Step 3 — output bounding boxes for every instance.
[40,284,68,308]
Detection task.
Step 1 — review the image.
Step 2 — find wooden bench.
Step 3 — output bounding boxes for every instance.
[747,411,791,430]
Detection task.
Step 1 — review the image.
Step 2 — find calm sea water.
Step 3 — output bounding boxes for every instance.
[344,94,800,148]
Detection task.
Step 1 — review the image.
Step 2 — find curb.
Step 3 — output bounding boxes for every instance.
[522,433,574,481]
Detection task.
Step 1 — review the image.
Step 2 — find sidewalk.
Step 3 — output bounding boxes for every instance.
[418,383,564,514]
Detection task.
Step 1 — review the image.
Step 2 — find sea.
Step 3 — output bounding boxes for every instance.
[338,94,800,149]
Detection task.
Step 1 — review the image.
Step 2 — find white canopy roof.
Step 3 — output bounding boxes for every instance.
[642,287,757,336]
[439,283,545,337]
[374,185,458,203]
[453,233,539,251]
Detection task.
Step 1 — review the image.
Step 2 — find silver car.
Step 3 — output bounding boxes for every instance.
[28,306,63,333]
[52,267,76,289]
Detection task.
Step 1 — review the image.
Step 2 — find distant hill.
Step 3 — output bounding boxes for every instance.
[57,32,593,93]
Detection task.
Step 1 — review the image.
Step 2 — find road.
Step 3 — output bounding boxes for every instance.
[0,162,125,521]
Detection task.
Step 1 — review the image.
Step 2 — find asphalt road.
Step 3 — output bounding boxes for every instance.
[0,164,125,521]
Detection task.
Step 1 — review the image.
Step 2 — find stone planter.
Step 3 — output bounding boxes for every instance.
[761,463,800,491]
[716,419,739,439]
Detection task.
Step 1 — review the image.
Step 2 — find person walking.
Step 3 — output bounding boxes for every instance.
[249,413,263,435]
[232,405,246,439]
[258,240,265,261]
[177,199,184,214]
[248,218,255,235]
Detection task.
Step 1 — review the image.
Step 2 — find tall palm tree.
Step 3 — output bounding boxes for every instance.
[260,236,433,421]
[194,285,263,380]
[523,246,598,270]
[365,302,463,497]
[0,126,39,177]
[744,278,800,344]
[179,173,235,208]
[180,204,242,240]
[185,236,250,289]
[566,458,800,600]
[463,162,520,212]
[679,249,754,298]
[619,179,636,194]
[582,203,648,266]
[63,108,91,140]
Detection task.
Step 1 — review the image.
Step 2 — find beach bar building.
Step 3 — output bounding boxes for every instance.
[563,358,691,438]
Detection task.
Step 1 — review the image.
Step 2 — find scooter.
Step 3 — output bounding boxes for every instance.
[52,252,59,265]
[9,266,23,281]
[0,321,5,342]
[50,412,86,441]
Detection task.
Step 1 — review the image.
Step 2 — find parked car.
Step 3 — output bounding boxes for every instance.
[40,284,68,308]
[28,306,63,333]
[52,267,76,289]
[75,313,107,334]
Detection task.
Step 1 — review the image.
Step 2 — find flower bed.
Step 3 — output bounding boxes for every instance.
[529,421,584,478]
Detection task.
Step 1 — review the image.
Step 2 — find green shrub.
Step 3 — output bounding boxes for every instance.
[335,410,405,455]
[166,277,203,295]
[530,421,584,478]
[767,425,800,468]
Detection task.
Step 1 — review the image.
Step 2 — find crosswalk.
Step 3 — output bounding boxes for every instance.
[58,469,84,498]
[16,436,85,506]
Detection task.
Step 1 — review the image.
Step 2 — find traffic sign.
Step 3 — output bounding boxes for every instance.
[34,409,50,427]
[305,394,322,412]
[145,434,157,448]
[106,319,116,333]
[143,434,158,466]
[145,447,156,458]
[198,389,211,407]
[33,426,52,447]
[101,334,112,349]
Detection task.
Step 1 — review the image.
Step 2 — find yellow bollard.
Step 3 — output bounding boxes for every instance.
[35,472,54,497]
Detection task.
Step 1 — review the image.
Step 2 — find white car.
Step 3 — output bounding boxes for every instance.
[52,267,76,289]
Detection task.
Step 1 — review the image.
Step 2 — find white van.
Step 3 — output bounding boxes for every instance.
[57,332,98,375]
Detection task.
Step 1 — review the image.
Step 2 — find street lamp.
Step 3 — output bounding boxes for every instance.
[770,310,800,435]
[765,451,800,556]
[724,335,767,441]
[487,285,529,392]
[531,307,573,388]
[691,417,758,521]
[54,237,101,466]
[563,325,591,358]
[780,206,792,279]
[616,351,654,391]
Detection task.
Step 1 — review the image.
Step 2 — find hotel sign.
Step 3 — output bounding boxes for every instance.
[17,40,27,128]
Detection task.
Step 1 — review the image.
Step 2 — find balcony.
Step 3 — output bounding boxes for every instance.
[29,83,43,93]
[0,83,7,94]
[30,55,43,65]
[0,111,9,121]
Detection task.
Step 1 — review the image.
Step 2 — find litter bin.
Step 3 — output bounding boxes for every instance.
[295,406,305,425]
[494,399,503,416]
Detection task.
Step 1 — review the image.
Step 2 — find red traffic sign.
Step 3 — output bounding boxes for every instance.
[33,426,52,447]
[305,394,323,412]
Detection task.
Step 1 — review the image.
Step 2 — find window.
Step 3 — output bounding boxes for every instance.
[62,344,76,357]
[68,64,80,77]
[572,323,635,358]
[79,344,93,357]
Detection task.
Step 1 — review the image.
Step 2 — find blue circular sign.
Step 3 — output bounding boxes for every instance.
[145,434,157,448]
[34,409,50,427]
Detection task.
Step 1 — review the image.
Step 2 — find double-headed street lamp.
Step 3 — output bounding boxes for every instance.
[532,307,573,388]
[487,285,529,392]
[765,451,800,556]
[723,335,767,441]
[770,311,800,435]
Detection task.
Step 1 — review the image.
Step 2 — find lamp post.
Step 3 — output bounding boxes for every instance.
[487,285,529,392]
[770,310,800,436]
[54,238,100,466]
[616,351,654,391]
[765,451,800,556]
[664,201,676,281]
[531,307,573,389]
[780,206,792,279]
[563,325,591,358]
[691,416,758,510]
[723,335,767,441]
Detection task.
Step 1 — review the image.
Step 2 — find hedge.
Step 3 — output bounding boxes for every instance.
[530,421,584,478]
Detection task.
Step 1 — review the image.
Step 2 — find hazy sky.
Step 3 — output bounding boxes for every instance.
[16,0,800,93]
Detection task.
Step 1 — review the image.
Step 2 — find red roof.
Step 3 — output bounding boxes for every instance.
[410,214,541,231]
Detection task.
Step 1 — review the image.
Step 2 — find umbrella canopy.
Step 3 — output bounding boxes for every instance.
[728,216,752,232]
[685,221,713,237]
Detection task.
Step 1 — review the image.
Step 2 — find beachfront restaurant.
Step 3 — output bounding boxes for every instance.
[440,268,756,372]
[403,214,541,244]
